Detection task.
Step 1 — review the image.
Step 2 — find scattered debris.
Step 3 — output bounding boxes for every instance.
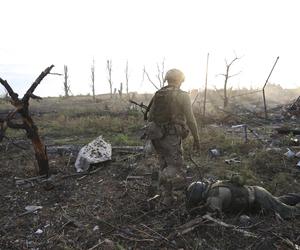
[284,148,295,159]
[25,205,43,212]
[209,148,221,157]
[34,229,43,235]
[202,214,258,238]
[283,96,300,117]
[18,205,43,217]
[225,157,241,164]
[232,124,248,142]
[75,136,112,172]
[265,147,281,153]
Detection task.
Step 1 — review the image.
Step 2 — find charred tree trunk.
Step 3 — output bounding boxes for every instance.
[218,56,241,108]
[0,65,54,176]
[118,82,123,99]
[63,65,70,98]
[223,67,229,108]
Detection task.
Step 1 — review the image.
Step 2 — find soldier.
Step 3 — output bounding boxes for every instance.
[144,68,200,206]
[186,179,300,219]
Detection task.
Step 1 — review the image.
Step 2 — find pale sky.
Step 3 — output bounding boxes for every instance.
[0,0,299,97]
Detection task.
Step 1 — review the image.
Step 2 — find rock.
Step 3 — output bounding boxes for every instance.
[103,239,115,249]
[75,136,112,172]
[239,214,251,225]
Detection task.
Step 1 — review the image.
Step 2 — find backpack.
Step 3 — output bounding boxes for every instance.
[150,86,180,125]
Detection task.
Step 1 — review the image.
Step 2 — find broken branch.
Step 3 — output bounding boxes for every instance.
[22,65,54,102]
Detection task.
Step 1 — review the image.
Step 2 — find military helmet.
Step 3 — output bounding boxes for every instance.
[186,181,207,209]
[164,69,185,85]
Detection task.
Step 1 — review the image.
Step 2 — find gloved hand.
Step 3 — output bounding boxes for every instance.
[193,140,200,151]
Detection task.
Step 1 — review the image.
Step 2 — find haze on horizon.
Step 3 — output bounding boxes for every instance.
[0,0,299,97]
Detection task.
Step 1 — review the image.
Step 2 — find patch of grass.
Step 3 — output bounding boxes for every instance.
[109,133,140,146]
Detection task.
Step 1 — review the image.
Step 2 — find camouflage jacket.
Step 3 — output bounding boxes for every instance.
[148,85,199,142]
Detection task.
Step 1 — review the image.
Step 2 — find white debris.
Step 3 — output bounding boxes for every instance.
[265,147,281,153]
[296,161,300,168]
[93,225,99,231]
[284,148,295,159]
[209,149,220,157]
[75,136,112,172]
[25,205,43,213]
[35,229,43,234]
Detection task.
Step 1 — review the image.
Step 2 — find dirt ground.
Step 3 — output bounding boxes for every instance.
[0,95,300,250]
[0,142,299,250]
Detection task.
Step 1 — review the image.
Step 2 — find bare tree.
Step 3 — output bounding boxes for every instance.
[63,65,71,97]
[118,82,123,98]
[106,60,113,98]
[156,58,165,88]
[91,59,96,101]
[218,55,241,108]
[125,60,129,95]
[0,65,54,176]
[142,58,165,90]
[143,66,159,90]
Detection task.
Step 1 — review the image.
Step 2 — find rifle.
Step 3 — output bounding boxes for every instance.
[129,99,150,121]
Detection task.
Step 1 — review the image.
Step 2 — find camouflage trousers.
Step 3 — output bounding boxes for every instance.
[253,186,300,219]
[151,132,186,205]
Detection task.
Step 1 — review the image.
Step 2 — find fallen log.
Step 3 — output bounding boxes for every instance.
[275,127,300,135]
[47,144,145,156]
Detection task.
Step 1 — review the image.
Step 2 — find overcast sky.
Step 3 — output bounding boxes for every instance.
[0,0,299,97]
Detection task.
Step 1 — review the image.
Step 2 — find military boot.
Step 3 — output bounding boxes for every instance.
[161,181,175,207]
[148,170,159,197]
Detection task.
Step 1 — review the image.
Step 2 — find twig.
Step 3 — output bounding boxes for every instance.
[87,240,105,250]
[114,233,155,242]
[203,214,258,238]
[61,213,83,228]
[140,223,170,243]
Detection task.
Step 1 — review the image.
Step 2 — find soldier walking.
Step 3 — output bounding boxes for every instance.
[145,69,200,206]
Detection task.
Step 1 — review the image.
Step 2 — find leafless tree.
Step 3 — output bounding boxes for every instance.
[142,58,166,90]
[156,58,165,88]
[217,55,241,108]
[125,60,129,95]
[91,59,96,101]
[118,82,123,98]
[63,65,71,97]
[106,60,113,98]
[0,65,54,176]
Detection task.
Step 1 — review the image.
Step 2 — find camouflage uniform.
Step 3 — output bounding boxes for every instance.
[188,180,300,219]
[146,69,200,205]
